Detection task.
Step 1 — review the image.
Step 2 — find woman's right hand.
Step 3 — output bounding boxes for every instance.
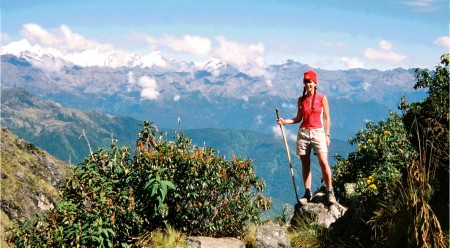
[277,118,284,125]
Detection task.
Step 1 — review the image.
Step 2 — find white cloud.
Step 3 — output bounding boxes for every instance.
[340,57,364,69]
[214,36,268,77]
[364,40,406,64]
[137,76,160,100]
[271,125,297,142]
[401,0,441,11]
[21,23,55,47]
[433,36,450,49]
[173,95,181,101]
[379,40,393,50]
[126,71,136,92]
[146,34,212,56]
[141,33,270,77]
[255,114,263,124]
[21,23,101,51]
[127,71,135,84]
[265,78,273,87]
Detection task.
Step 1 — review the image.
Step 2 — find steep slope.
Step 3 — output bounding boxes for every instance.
[0,127,71,247]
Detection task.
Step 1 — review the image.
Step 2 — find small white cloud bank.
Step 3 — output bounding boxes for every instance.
[340,57,364,69]
[364,40,406,64]
[433,36,450,49]
[271,125,297,143]
[137,76,160,100]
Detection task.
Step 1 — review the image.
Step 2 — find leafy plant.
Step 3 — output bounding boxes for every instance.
[6,120,270,246]
[139,130,271,237]
[333,112,416,203]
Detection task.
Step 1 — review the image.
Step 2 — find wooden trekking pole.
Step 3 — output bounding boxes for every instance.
[275,108,300,203]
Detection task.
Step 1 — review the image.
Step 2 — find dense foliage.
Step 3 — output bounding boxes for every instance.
[333,112,416,201]
[331,54,449,247]
[6,121,271,247]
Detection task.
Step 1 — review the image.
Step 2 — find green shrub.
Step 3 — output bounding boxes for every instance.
[333,112,417,204]
[6,120,271,246]
[141,130,271,237]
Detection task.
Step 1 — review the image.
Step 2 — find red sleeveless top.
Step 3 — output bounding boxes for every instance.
[300,93,324,129]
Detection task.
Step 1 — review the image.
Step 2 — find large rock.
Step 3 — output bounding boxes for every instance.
[184,236,245,248]
[256,221,291,248]
[290,192,347,229]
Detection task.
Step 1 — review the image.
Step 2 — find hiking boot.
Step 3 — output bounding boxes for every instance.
[327,188,337,205]
[299,190,312,204]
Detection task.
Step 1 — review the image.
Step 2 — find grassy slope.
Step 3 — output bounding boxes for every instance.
[0,127,71,247]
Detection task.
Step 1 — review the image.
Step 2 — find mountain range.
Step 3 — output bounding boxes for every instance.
[1,43,426,141]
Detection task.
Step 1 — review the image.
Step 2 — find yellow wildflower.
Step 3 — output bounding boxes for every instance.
[366,176,375,185]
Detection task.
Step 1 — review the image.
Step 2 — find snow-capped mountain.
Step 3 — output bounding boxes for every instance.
[1,39,201,72]
[1,42,425,140]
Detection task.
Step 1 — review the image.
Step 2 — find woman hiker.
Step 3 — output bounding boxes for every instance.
[276,69,336,205]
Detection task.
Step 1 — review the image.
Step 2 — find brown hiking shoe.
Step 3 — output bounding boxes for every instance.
[299,190,312,205]
[327,188,337,205]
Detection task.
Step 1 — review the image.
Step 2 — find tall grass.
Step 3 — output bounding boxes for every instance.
[136,226,186,248]
[369,120,448,247]
[288,215,330,248]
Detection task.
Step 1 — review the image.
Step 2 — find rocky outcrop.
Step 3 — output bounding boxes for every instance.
[184,236,245,248]
[256,221,291,248]
[181,221,291,248]
[290,191,347,229]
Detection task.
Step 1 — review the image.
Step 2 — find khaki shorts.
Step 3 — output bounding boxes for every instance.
[296,128,328,155]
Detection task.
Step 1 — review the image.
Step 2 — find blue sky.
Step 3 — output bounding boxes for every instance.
[1,0,449,70]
